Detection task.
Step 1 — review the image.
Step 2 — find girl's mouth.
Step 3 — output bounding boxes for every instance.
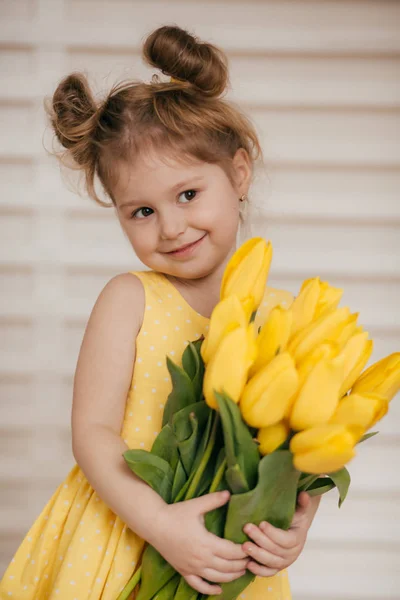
[166,234,207,257]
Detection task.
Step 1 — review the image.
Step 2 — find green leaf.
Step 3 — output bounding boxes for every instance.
[151,423,179,472]
[182,341,205,401]
[204,451,228,538]
[171,459,188,503]
[151,573,181,600]
[123,450,173,503]
[172,401,211,476]
[182,341,198,380]
[209,451,300,600]
[215,391,259,493]
[306,478,335,497]
[136,545,177,600]
[298,474,320,491]
[173,576,199,600]
[358,431,379,444]
[225,463,251,495]
[162,357,196,427]
[329,467,351,507]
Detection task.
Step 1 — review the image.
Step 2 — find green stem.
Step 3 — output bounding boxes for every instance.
[209,457,227,494]
[116,566,142,600]
[185,413,220,500]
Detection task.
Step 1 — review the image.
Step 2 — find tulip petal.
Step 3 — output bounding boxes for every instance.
[241,353,299,428]
[352,352,400,402]
[201,295,247,364]
[289,354,345,430]
[290,424,357,474]
[257,421,290,455]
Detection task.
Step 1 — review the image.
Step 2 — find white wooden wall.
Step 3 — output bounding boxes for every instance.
[0,1,399,597]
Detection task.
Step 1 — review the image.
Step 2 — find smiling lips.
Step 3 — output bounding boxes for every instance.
[166,234,206,254]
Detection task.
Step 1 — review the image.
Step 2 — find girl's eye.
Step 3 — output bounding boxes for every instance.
[131,190,197,219]
[131,207,154,219]
[178,190,197,203]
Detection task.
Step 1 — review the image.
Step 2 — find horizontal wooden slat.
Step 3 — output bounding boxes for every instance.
[290,542,400,598]
[2,1,399,54]
[3,48,400,111]
[257,167,400,220]
[255,110,400,166]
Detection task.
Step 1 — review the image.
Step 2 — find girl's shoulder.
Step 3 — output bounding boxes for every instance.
[90,272,146,333]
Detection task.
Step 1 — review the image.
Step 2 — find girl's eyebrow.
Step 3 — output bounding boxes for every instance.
[118,176,205,209]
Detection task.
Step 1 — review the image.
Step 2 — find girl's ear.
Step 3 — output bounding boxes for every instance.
[232,148,252,197]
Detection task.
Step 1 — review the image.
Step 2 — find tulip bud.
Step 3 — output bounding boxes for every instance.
[330,392,388,431]
[334,313,359,350]
[288,306,351,364]
[249,306,293,377]
[337,332,373,397]
[352,352,400,402]
[203,323,257,410]
[201,295,248,364]
[290,278,321,337]
[240,352,299,428]
[289,353,345,431]
[257,421,290,455]
[220,237,272,319]
[313,280,343,320]
[290,424,358,474]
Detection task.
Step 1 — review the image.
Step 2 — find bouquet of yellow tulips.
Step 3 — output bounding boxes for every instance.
[118,237,400,600]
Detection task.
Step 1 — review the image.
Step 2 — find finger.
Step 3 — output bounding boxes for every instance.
[211,556,249,574]
[212,536,248,560]
[247,561,279,578]
[203,567,247,583]
[291,492,311,524]
[258,521,299,550]
[243,524,288,557]
[242,543,287,571]
[184,574,222,595]
[193,490,230,515]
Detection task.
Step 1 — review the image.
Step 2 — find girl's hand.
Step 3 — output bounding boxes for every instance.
[241,492,321,577]
[150,490,249,594]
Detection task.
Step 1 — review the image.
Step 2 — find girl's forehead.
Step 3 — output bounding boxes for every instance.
[113,151,218,204]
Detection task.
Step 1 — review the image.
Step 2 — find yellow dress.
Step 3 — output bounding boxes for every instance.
[0,270,294,600]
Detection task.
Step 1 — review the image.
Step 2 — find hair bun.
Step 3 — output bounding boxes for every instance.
[48,73,98,166]
[143,25,229,98]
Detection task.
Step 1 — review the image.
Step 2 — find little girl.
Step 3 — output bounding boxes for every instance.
[0,25,320,600]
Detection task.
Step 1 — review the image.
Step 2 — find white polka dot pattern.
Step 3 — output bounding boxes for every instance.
[0,270,293,599]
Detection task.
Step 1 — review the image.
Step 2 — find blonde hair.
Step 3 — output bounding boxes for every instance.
[45,24,264,216]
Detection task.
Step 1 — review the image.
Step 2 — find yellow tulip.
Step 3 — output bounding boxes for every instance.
[249,306,293,377]
[257,421,290,455]
[352,352,400,402]
[290,424,358,474]
[290,277,343,338]
[330,392,388,431]
[203,323,257,410]
[337,332,373,397]
[334,313,359,350]
[289,353,345,431]
[313,279,344,320]
[240,352,299,428]
[220,237,272,319]
[201,295,248,364]
[290,278,321,337]
[288,306,351,364]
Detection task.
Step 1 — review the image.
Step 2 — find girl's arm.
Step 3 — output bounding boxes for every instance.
[71,274,248,594]
[71,273,166,544]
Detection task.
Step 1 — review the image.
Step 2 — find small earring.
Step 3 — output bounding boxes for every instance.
[239,194,248,202]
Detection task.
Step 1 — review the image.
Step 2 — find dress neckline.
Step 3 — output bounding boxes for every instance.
[157,272,210,322]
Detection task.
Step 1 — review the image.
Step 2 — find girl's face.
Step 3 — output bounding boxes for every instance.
[113,147,252,280]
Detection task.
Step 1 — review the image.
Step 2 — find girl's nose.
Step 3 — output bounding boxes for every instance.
[159,212,186,240]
